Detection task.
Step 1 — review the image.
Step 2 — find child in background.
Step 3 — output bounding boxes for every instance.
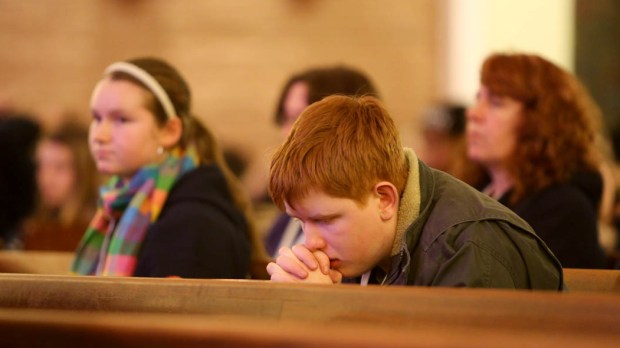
[24,120,99,251]
[72,57,266,278]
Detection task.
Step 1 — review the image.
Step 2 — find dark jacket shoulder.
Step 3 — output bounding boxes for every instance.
[406,162,563,290]
[133,165,251,279]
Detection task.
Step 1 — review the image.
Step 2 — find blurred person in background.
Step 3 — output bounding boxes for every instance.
[466,52,608,269]
[23,119,100,251]
[72,57,267,278]
[0,111,41,249]
[417,102,486,187]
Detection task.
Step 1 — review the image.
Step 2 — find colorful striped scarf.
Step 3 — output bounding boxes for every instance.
[72,146,198,276]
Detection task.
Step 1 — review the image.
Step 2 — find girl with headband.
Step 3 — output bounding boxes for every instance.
[72,57,267,278]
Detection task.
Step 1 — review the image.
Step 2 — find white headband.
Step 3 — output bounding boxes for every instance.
[104,62,177,120]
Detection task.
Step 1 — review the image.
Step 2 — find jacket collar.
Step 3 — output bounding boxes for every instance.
[391,148,422,255]
[363,149,435,285]
[376,149,431,285]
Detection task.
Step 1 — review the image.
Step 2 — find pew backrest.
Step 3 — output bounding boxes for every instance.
[563,268,620,293]
[0,251,73,275]
[0,273,619,336]
[1,307,619,348]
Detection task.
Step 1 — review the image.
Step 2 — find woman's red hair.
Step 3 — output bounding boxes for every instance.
[481,53,601,204]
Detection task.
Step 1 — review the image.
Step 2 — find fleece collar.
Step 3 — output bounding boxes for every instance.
[391,148,421,256]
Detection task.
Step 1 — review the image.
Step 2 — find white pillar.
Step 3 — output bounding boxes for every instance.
[439,0,575,104]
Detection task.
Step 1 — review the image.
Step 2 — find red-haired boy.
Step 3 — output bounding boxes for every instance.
[267,95,562,289]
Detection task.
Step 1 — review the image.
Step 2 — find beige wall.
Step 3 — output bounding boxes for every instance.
[438,0,575,104]
[0,0,438,198]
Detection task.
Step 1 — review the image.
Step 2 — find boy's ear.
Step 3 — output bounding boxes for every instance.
[159,117,183,148]
[374,181,399,221]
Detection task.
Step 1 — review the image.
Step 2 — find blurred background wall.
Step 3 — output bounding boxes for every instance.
[0,0,435,160]
[439,0,575,104]
[0,0,617,192]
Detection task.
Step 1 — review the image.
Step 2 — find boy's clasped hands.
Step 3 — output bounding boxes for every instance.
[266,245,343,284]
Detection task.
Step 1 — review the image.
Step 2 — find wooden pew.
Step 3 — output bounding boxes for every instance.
[563,268,620,293]
[0,307,618,348]
[0,250,271,280]
[0,250,73,275]
[3,250,616,294]
[0,273,619,340]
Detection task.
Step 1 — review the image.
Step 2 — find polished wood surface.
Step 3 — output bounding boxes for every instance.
[0,273,619,333]
[563,268,620,293]
[1,271,620,346]
[0,251,73,274]
[0,307,618,348]
[2,250,620,293]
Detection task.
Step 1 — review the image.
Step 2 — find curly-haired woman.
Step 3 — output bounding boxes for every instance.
[467,52,607,269]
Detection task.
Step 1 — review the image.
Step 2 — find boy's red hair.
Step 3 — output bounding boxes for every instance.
[269,95,407,210]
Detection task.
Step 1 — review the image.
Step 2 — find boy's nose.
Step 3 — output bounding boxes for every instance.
[303,224,326,251]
